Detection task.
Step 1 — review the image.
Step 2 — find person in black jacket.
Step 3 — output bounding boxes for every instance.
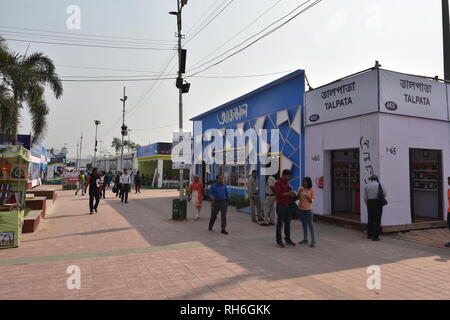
[88,168,100,214]
[114,171,122,198]
[134,171,143,194]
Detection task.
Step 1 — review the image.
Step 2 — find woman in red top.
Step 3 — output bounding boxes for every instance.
[188,175,204,220]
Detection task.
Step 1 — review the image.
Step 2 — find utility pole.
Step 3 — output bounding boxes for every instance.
[93,120,101,167]
[120,87,128,172]
[76,140,80,171]
[443,0,450,80]
[128,129,131,154]
[170,0,190,199]
[79,132,83,170]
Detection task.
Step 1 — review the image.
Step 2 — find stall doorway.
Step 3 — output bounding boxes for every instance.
[409,149,443,222]
[331,149,360,220]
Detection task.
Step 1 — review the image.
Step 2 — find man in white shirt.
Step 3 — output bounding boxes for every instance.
[120,169,131,203]
[363,175,387,241]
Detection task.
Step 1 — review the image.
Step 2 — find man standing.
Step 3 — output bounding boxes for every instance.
[363,175,387,241]
[445,177,450,248]
[120,169,131,203]
[88,168,100,214]
[75,170,85,196]
[134,170,143,194]
[114,171,121,198]
[261,175,277,226]
[274,169,297,248]
[208,175,229,234]
[248,170,262,223]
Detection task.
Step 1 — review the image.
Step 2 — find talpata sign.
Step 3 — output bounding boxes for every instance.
[305,69,378,125]
[217,103,248,125]
[379,69,447,121]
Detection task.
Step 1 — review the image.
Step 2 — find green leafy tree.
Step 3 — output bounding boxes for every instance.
[0,36,63,143]
[111,137,122,155]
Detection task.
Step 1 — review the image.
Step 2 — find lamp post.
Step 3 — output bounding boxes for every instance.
[443,0,450,80]
[93,120,101,167]
[170,0,190,199]
[120,87,128,172]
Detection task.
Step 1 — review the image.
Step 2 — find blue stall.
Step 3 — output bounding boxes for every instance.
[191,70,305,199]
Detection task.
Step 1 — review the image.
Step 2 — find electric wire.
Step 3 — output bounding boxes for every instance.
[187,0,312,73]
[186,0,323,78]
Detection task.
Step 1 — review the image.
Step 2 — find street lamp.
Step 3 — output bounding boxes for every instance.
[120,87,128,171]
[170,0,190,200]
[93,120,101,167]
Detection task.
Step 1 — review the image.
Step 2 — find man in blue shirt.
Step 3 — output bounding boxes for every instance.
[208,175,229,234]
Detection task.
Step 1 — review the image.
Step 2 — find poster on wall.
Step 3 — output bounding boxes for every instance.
[379,69,447,121]
[305,69,378,125]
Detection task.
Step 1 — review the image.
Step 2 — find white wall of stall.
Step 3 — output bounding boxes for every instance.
[305,113,380,224]
[378,113,450,225]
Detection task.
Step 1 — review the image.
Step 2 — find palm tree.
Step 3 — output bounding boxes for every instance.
[111,137,122,155]
[0,36,63,143]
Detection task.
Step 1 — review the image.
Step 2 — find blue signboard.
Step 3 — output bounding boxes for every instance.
[191,70,305,192]
[137,142,172,158]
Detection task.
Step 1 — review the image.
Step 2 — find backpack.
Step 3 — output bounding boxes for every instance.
[378,184,388,206]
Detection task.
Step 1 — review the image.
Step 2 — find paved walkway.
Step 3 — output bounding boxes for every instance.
[0,188,449,300]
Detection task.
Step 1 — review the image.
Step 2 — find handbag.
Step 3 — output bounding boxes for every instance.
[378,184,388,206]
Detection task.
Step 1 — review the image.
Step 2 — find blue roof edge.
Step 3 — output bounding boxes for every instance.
[190,69,305,121]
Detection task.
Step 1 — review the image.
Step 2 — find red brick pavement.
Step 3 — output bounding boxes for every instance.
[0,187,449,300]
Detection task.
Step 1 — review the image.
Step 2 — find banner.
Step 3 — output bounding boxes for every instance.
[379,69,447,121]
[306,69,378,125]
[63,172,79,182]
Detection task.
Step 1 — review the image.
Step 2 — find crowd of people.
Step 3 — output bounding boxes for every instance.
[187,169,395,248]
[75,167,450,249]
[75,169,144,214]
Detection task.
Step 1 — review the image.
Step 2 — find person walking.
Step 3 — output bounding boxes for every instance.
[114,171,121,198]
[188,175,204,220]
[363,175,387,241]
[134,171,143,194]
[274,169,297,248]
[75,170,85,195]
[297,177,316,247]
[87,168,100,214]
[208,175,229,234]
[106,171,113,188]
[261,175,276,226]
[120,169,131,203]
[248,170,262,223]
[101,172,107,199]
[445,177,450,248]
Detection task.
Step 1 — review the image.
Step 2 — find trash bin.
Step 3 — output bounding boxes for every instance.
[172,198,187,220]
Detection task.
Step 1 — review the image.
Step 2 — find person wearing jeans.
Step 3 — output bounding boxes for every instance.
[274,169,297,248]
[208,175,229,234]
[297,177,316,247]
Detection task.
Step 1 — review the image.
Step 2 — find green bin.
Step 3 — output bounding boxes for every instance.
[172,198,187,220]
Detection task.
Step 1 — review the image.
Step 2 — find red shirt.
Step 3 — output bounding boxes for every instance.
[275,179,293,205]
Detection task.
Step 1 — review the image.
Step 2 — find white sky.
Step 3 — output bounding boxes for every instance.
[0,0,446,158]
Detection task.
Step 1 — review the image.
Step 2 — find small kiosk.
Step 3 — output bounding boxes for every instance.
[305,66,450,227]
[0,145,31,249]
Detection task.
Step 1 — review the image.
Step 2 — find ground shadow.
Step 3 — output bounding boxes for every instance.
[103,194,450,299]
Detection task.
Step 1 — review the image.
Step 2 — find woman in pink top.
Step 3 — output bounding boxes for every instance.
[297,177,316,247]
[188,176,204,220]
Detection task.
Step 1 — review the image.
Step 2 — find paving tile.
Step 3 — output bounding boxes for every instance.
[1,187,449,300]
